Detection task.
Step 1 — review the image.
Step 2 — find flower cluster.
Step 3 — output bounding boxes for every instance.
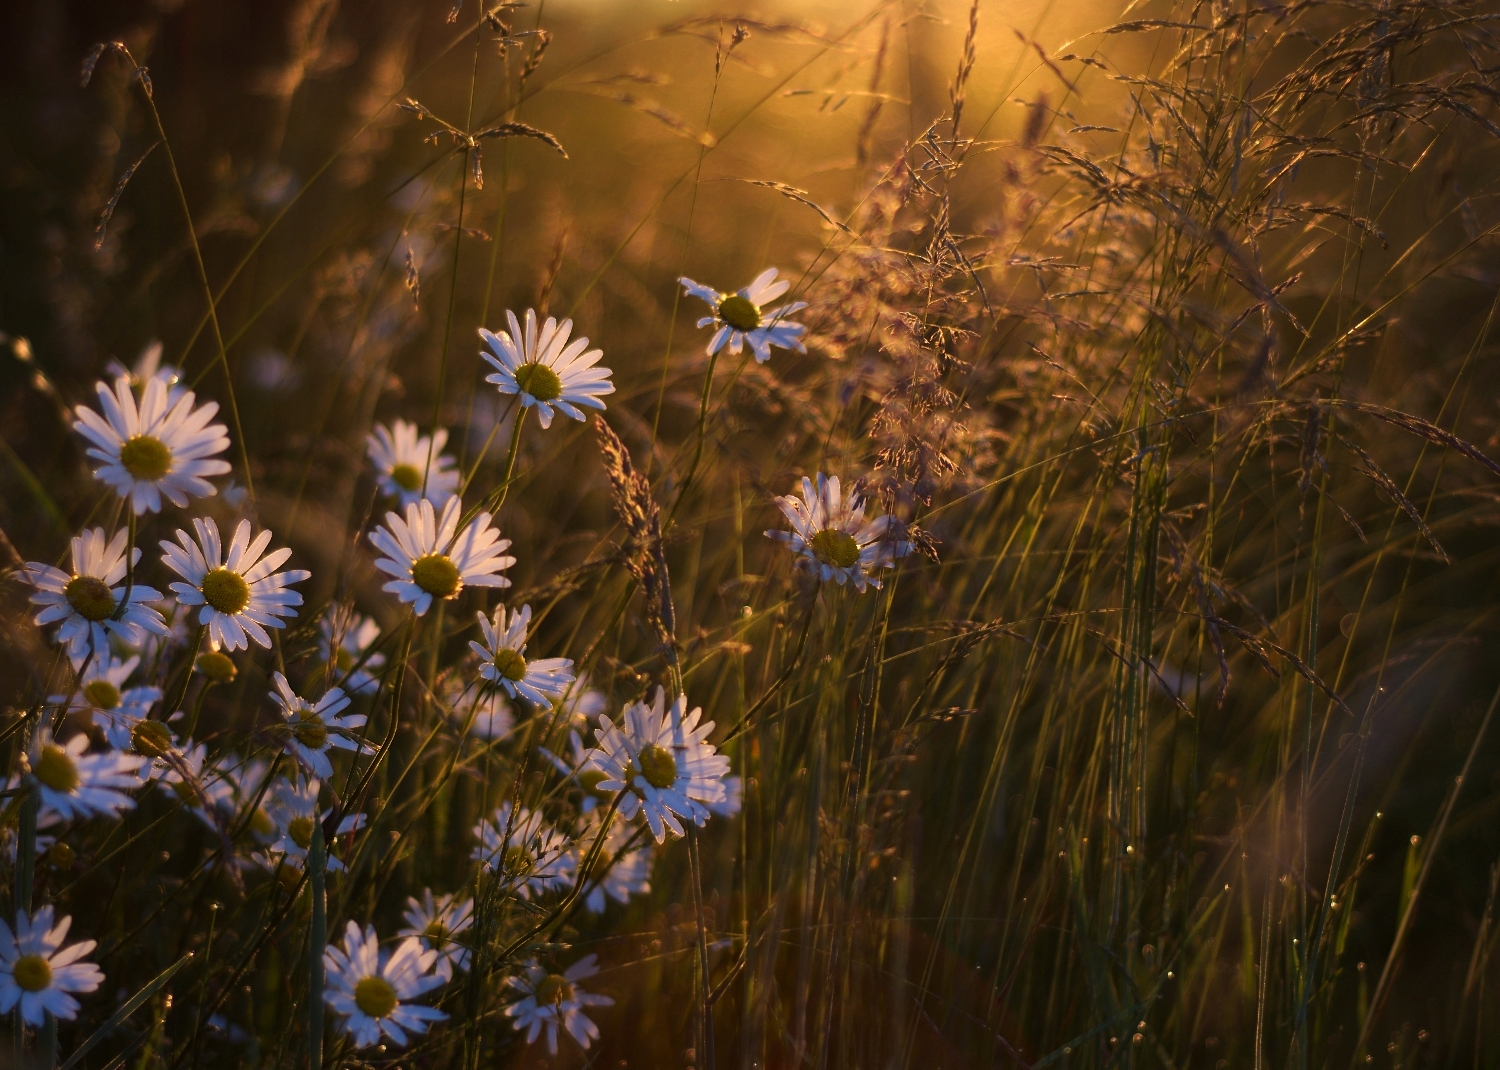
[8,265,908,1055]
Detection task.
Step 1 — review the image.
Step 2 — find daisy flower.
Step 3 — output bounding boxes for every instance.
[219,758,280,846]
[438,671,515,740]
[470,604,576,707]
[269,673,368,780]
[73,374,231,514]
[146,741,234,830]
[577,810,651,914]
[366,419,460,508]
[27,729,145,822]
[471,803,575,899]
[160,518,311,651]
[323,922,447,1050]
[766,473,911,592]
[708,774,744,818]
[584,687,730,843]
[257,777,365,875]
[399,891,474,981]
[504,955,612,1055]
[369,497,514,617]
[479,310,614,429]
[679,267,808,363]
[21,527,167,660]
[318,606,386,694]
[54,655,161,749]
[0,906,103,1026]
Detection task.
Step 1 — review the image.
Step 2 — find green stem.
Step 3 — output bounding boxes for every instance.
[482,406,528,517]
[308,822,327,1070]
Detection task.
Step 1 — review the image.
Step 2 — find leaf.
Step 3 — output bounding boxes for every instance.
[60,953,193,1070]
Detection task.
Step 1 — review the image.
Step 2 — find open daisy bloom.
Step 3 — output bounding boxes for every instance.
[399,890,474,981]
[0,906,103,1026]
[73,374,231,514]
[369,497,514,617]
[22,527,167,661]
[470,604,576,707]
[504,955,613,1055]
[323,922,447,1050]
[479,309,614,429]
[160,518,311,651]
[584,687,730,843]
[680,267,808,363]
[28,729,145,822]
[366,419,460,508]
[269,673,368,780]
[766,473,912,592]
[58,654,162,750]
[256,776,365,878]
[471,803,575,899]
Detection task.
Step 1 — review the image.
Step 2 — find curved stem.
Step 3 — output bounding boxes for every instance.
[721,580,822,743]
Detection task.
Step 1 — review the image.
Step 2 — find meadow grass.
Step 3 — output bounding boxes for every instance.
[2,0,1500,1067]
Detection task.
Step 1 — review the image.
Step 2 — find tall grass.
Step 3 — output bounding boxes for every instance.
[3,0,1500,1066]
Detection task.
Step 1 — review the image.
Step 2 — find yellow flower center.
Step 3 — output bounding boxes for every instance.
[353,975,398,1019]
[171,779,196,804]
[491,648,527,682]
[293,711,329,750]
[34,744,80,794]
[44,842,74,870]
[196,651,238,683]
[201,568,250,615]
[64,576,116,622]
[423,920,451,944]
[534,973,574,1006]
[390,462,424,492]
[119,434,172,481]
[502,844,534,878]
[411,554,461,599]
[12,955,52,993]
[578,769,610,798]
[718,295,761,332]
[131,719,173,758]
[637,743,678,790]
[513,362,563,402]
[83,680,121,710]
[810,529,861,570]
[287,816,316,850]
[248,807,276,840]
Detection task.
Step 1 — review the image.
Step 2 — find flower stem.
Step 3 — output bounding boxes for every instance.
[307,821,327,1070]
[484,405,528,516]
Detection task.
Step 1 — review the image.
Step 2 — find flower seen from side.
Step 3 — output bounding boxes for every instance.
[367,419,460,508]
[323,922,447,1049]
[584,687,730,843]
[369,497,513,617]
[479,310,614,429]
[0,907,103,1026]
[27,730,145,823]
[73,375,231,514]
[160,518,310,651]
[557,672,608,729]
[318,606,386,694]
[399,891,474,981]
[577,809,651,914]
[470,604,576,707]
[269,673,368,780]
[105,339,183,404]
[766,473,911,592]
[22,527,166,661]
[504,955,612,1055]
[471,803,574,899]
[437,670,515,741]
[680,267,808,363]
